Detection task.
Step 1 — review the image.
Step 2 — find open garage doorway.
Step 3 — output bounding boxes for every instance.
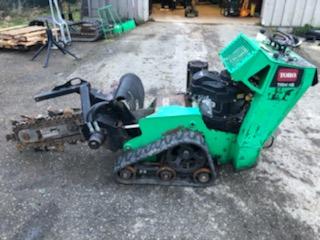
[149,0,262,25]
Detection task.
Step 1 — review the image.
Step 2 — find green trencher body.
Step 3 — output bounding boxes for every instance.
[7,32,318,186]
[123,33,318,172]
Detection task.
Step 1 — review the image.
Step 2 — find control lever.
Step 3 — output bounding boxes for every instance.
[270,31,302,53]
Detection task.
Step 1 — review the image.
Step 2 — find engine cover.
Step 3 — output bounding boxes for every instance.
[190,70,250,133]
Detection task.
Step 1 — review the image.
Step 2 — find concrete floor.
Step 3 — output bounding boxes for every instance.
[0,22,320,240]
[151,3,260,25]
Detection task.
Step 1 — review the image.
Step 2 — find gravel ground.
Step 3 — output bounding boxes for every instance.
[0,22,319,240]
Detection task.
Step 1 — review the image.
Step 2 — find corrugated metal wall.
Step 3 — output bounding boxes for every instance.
[261,0,320,27]
[87,0,149,23]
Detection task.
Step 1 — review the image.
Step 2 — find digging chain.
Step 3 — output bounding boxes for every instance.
[6,111,84,151]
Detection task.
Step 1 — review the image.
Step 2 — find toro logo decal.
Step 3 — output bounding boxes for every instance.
[271,67,302,87]
[277,69,299,82]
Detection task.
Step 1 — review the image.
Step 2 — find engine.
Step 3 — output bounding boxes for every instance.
[187,61,252,134]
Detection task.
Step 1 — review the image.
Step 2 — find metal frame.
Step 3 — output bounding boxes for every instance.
[31,23,78,68]
[49,0,72,44]
[34,74,144,150]
[97,4,123,37]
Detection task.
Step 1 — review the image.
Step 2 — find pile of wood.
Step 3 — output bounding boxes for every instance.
[0,25,59,49]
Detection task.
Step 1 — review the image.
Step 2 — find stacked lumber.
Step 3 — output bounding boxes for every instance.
[0,25,59,49]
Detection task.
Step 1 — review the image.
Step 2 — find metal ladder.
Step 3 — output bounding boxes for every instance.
[97,4,123,37]
[49,0,72,44]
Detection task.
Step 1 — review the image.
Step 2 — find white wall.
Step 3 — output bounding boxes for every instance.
[87,0,149,23]
[261,0,320,27]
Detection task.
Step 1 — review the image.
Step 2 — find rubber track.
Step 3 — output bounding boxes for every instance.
[69,20,104,42]
[114,130,216,187]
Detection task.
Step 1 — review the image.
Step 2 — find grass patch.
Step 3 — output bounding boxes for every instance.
[292,24,320,36]
[0,3,80,29]
[0,7,50,28]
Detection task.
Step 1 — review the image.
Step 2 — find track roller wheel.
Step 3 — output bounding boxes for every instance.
[118,166,136,180]
[157,167,176,182]
[165,144,207,174]
[193,168,212,184]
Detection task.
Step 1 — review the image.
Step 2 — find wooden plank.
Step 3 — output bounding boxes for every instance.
[19,39,47,46]
[0,44,13,49]
[0,25,26,33]
[14,31,46,40]
[3,26,46,35]
[0,27,59,49]
[19,41,39,47]
[14,28,59,41]
[0,26,46,39]
[20,36,43,42]
[0,39,41,47]
[0,39,16,47]
[0,35,16,40]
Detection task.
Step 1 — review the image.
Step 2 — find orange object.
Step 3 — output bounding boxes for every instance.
[250,3,256,16]
[240,0,250,17]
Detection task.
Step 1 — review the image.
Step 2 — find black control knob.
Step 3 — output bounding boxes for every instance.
[260,29,266,34]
